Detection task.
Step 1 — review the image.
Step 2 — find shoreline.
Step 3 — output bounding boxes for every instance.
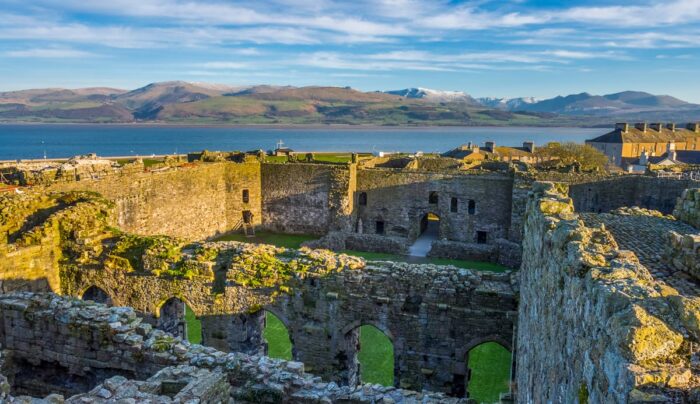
[0,122,608,130]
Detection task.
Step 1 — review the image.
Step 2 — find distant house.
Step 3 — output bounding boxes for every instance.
[443,141,538,164]
[625,142,700,172]
[274,147,294,157]
[586,122,700,166]
[442,142,495,162]
[486,141,538,164]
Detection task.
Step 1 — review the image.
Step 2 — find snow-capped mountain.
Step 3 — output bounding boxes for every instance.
[385,87,478,103]
[477,97,538,110]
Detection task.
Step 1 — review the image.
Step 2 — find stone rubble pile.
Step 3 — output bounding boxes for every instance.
[610,205,675,219]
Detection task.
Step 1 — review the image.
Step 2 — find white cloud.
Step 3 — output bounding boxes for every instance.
[197,62,249,69]
[5,47,96,58]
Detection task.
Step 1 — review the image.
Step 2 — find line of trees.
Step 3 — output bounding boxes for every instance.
[535,142,609,172]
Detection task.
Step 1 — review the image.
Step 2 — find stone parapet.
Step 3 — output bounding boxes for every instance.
[517,181,700,403]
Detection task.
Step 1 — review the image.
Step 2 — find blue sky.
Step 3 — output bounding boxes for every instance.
[1,0,700,101]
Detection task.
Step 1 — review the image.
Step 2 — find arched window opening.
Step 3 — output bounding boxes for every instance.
[358,325,394,386]
[263,311,293,361]
[345,324,394,387]
[429,191,439,204]
[158,297,201,344]
[468,200,476,215]
[81,286,112,306]
[185,305,202,344]
[358,192,368,206]
[465,342,511,402]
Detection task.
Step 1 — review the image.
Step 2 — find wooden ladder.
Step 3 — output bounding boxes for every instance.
[242,222,255,237]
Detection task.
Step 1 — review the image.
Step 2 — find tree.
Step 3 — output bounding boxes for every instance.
[535,142,608,172]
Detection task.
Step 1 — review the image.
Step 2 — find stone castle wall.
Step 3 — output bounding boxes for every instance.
[0,191,115,294]
[47,162,262,240]
[0,293,460,403]
[355,169,514,243]
[260,163,353,235]
[666,188,700,280]
[517,182,700,403]
[62,242,517,396]
[674,187,700,228]
[570,176,700,214]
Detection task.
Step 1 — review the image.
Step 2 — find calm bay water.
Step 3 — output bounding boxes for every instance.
[0,124,604,160]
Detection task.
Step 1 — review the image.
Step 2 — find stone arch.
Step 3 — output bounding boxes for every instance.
[454,337,512,400]
[156,296,188,339]
[80,285,112,306]
[341,321,396,387]
[419,212,440,236]
[262,309,295,361]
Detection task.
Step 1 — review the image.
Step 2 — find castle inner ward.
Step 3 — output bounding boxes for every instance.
[1,154,698,402]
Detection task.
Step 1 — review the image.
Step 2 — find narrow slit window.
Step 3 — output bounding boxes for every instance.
[468,200,476,215]
[451,197,458,213]
[429,191,438,204]
[359,192,367,206]
[242,189,250,204]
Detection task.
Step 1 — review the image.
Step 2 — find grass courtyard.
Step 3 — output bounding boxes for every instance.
[214,231,509,272]
[214,231,317,249]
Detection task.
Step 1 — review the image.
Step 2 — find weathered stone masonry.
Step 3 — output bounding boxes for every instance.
[517,182,699,403]
[47,161,262,240]
[61,242,517,396]
[0,293,462,403]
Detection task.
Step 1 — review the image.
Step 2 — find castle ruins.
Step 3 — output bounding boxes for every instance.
[0,152,698,402]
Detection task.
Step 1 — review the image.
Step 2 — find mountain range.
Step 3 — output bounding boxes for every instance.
[0,82,698,126]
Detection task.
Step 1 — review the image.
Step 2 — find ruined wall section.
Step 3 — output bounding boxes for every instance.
[0,293,459,403]
[518,182,700,403]
[674,188,700,228]
[0,191,114,294]
[62,242,517,396]
[46,162,262,240]
[570,176,700,214]
[261,163,352,235]
[355,169,514,243]
[666,188,700,280]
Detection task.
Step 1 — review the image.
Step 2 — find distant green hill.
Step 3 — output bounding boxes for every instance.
[0,82,653,126]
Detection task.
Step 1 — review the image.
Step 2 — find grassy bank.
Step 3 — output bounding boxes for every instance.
[214,231,317,249]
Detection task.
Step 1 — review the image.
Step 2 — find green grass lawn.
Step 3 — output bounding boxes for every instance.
[263,311,293,360]
[468,342,512,403]
[359,325,394,386]
[185,305,202,344]
[214,231,317,249]
[340,250,509,272]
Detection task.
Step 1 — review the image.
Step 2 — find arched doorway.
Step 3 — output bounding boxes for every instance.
[344,324,395,387]
[465,342,511,402]
[409,212,440,257]
[358,325,394,386]
[81,286,112,306]
[158,297,201,344]
[263,311,293,360]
